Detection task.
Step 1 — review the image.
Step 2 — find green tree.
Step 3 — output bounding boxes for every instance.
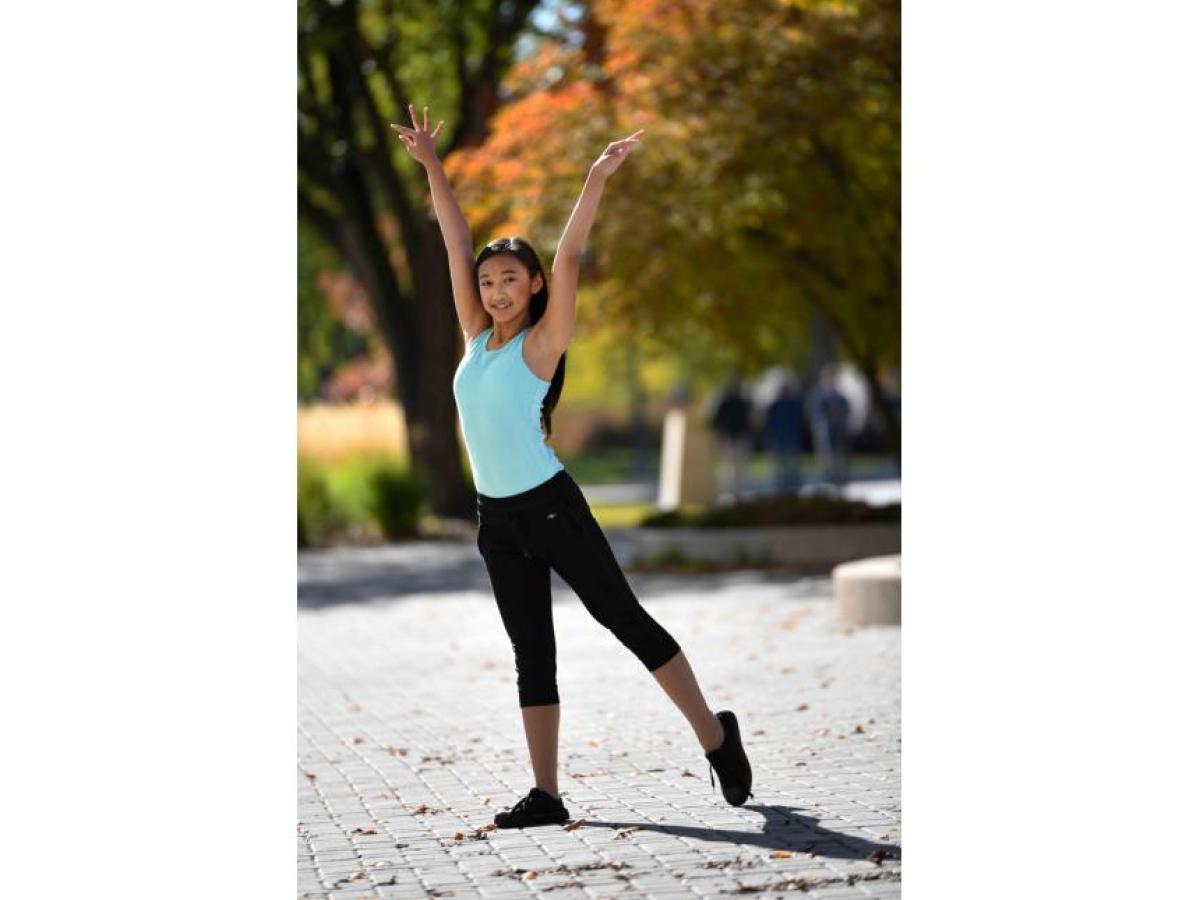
[446,0,900,458]
[298,220,367,402]
[298,0,545,517]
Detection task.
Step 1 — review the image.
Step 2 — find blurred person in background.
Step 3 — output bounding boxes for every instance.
[763,378,803,494]
[706,375,753,503]
[808,364,851,488]
[395,105,754,830]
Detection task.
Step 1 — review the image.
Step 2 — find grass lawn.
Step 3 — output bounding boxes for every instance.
[587,503,653,528]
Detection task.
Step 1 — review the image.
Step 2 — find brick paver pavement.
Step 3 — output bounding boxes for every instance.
[299,542,901,899]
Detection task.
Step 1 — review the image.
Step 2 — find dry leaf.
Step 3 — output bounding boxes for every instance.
[854,724,865,734]
[351,827,378,835]
[795,703,809,711]
[352,736,365,744]
[779,666,795,674]
[386,746,409,757]
[615,826,640,839]
[451,831,464,840]
[769,849,795,858]
[347,703,363,712]
[563,816,587,831]
[303,771,317,781]
[521,871,538,880]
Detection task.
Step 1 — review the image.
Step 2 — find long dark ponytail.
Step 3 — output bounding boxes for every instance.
[475,236,567,440]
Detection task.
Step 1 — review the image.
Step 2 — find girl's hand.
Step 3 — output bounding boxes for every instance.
[390,104,445,168]
[591,129,644,178]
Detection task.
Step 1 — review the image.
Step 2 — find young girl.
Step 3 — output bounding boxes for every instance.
[392,104,753,828]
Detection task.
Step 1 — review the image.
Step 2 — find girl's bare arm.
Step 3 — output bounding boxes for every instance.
[392,105,487,338]
[539,131,645,352]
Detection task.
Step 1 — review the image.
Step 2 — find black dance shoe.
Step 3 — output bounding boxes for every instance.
[493,786,570,828]
[705,710,755,806]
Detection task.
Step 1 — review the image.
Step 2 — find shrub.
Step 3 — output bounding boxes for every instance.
[298,453,430,546]
[367,460,425,540]
[298,463,348,548]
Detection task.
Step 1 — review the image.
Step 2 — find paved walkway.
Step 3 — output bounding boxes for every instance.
[299,542,901,898]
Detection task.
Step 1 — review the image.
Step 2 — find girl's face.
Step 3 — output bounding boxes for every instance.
[477,255,543,324]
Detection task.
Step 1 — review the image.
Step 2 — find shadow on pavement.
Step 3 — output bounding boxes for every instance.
[574,803,900,862]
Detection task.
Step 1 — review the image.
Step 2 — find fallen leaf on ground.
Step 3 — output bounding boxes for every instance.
[854,724,865,734]
[351,827,378,835]
[769,849,795,858]
[451,831,464,840]
[795,703,809,711]
[563,816,587,831]
[521,870,538,880]
[347,703,363,712]
[615,826,640,839]
[303,771,317,781]
[386,746,408,756]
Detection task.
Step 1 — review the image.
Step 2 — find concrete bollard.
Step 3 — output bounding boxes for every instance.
[657,407,717,511]
[833,554,901,626]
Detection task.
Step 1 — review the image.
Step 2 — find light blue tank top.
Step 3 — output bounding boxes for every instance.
[452,324,565,497]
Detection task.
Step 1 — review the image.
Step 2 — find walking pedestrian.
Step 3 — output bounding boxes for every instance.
[763,378,803,494]
[394,105,753,827]
[707,375,754,503]
[808,364,852,488]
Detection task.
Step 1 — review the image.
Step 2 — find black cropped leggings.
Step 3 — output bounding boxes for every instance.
[476,468,682,708]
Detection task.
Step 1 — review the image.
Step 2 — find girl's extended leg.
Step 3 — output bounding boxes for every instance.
[539,478,724,754]
[651,648,726,752]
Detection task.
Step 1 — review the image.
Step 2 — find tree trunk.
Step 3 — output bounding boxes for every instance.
[397,232,478,519]
[324,158,477,520]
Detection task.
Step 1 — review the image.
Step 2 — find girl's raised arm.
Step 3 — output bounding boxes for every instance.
[392,105,487,339]
[538,130,645,353]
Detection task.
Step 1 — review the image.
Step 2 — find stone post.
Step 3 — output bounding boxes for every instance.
[657,407,717,511]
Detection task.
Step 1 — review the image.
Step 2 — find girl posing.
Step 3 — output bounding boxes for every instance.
[392,104,753,828]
